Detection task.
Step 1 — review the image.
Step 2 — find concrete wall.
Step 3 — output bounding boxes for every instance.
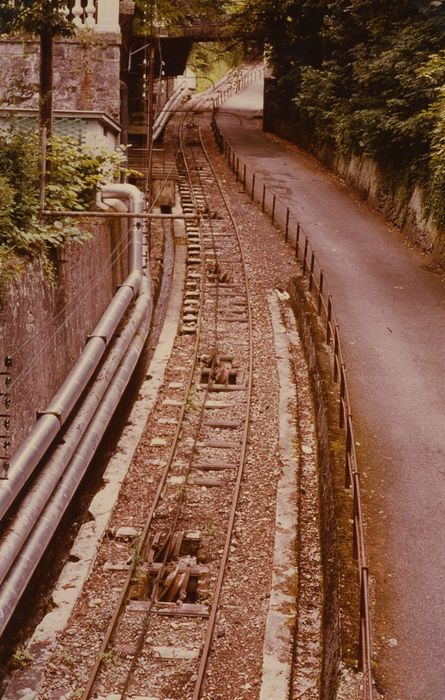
[0,34,121,120]
[264,79,445,268]
[0,220,128,459]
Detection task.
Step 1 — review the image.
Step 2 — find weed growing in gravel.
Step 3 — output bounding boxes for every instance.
[186,387,199,412]
[101,646,114,668]
[11,646,32,668]
[52,647,77,667]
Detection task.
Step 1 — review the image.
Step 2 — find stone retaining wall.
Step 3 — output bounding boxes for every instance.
[0,219,128,458]
[0,34,121,120]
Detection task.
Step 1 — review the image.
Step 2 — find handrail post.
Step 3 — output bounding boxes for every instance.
[339,364,346,428]
[251,174,256,201]
[295,223,300,259]
[345,414,353,488]
[353,473,360,558]
[272,195,276,225]
[317,269,324,315]
[309,251,315,290]
[262,184,266,212]
[333,325,340,381]
[302,237,309,275]
[326,295,333,344]
[285,208,290,242]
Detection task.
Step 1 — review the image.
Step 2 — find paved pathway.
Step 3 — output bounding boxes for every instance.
[217,80,445,699]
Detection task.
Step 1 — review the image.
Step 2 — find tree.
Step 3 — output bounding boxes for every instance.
[0,1,74,196]
[133,0,232,33]
[235,0,445,224]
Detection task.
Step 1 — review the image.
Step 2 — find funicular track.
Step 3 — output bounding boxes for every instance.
[75,95,254,700]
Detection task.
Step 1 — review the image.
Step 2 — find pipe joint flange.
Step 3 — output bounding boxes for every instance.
[118,281,139,294]
[36,410,63,427]
[87,333,108,343]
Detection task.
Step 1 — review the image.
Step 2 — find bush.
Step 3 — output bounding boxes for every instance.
[0,130,128,288]
[249,0,445,228]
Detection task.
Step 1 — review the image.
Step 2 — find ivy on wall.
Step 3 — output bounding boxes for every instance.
[0,131,129,289]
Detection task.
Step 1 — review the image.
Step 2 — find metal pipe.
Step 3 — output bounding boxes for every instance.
[43,211,199,220]
[0,184,145,522]
[102,183,144,274]
[0,285,150,588]
[0,280,150,636]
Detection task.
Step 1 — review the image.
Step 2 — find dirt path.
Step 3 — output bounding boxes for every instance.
[217,81,445,700]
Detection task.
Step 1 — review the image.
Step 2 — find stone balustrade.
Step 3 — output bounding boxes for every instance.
[67,0,120,33]
[8,0,121,33]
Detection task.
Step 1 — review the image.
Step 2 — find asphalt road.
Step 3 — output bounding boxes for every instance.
[216,81,445,699]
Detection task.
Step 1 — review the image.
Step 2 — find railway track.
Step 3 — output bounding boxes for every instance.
[72,96,254,699]
[3,65,325,700]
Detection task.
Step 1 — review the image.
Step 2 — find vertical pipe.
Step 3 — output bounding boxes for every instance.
[39,127,47,220]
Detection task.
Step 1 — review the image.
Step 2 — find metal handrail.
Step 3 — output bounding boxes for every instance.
[211,109,374,699]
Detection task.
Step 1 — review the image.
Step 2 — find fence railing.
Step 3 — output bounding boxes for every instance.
[212,67,264,105]
[211,104,374,699]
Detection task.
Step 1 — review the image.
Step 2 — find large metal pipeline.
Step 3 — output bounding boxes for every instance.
[153,80,189,141]
[0,185,145,522]
[0,183,152,635]
[0,276,151,635]
[0,284,150,588]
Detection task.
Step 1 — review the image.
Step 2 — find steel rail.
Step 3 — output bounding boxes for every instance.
[80,69,255,700]
[116,90,220,700]
[190,112,254,700]
[80,92,212,700]
[211,109,374,698]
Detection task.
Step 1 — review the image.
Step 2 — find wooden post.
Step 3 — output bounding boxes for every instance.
[39,28,53,210]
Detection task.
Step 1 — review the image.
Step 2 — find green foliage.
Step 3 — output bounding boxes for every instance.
[0,0,73,37]
[0,129,128,289]
[237,0,445,226]
[189,42,245,91]
[133,0,232,33]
